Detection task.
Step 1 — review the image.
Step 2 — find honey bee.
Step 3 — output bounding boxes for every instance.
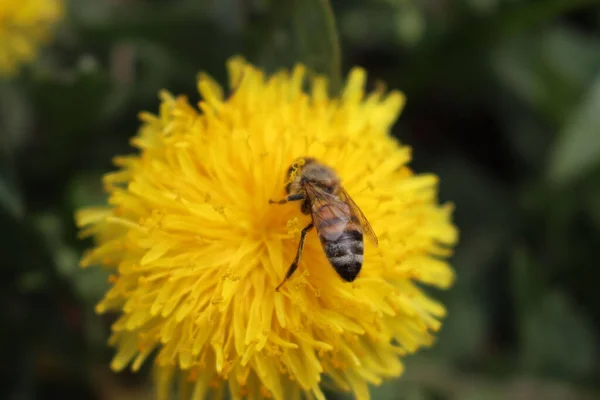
[269,157,378,291]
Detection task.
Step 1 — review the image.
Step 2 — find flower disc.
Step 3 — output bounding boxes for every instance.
[77,57,458,400]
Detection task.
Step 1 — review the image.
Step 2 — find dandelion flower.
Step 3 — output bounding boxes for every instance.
[0,0,63,76]
[76,57,458,400]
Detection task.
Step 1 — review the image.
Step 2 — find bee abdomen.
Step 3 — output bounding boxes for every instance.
[322,230,364,281]
[323,230,364,256]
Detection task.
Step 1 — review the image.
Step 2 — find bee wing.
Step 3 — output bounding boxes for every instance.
[305,184,379,246]
[336,187,379,247]
[304,184,351,242]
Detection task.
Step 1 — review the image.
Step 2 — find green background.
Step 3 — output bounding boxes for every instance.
[2,0,600,399]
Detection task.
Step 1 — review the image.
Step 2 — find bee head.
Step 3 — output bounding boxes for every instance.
[284,157,315,194]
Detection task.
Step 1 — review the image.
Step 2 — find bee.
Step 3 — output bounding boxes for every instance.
[269,157,378,291]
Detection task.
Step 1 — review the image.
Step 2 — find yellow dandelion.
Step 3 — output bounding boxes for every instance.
[76,57,458,400]
[0,0,63,76]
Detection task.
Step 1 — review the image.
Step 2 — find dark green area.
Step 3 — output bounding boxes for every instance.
[1,0,600,399]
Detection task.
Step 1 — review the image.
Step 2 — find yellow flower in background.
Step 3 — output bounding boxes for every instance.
[0,0,62,76]
[76,57,458,400]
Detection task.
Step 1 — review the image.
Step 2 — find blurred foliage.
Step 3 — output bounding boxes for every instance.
[2,0,600,399]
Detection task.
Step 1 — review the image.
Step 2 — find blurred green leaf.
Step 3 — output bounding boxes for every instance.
[73,2,238,88]
[67,172,107,209]
[0,169,24,218]
[247,0,342,92]
[521,290,596,377]
[0,82,33,153]
[339,5,398,48]
[434,293,488,361]
[512,248,596,378]
[393,0,599,95]
[511,247,545,312]
[370,383,434,400]
[540,27,600,95]
[494,0,600,38]
[492,26,600,127]
[73,267,110,304]
[393,2,426,46]
[28,69,113,138]
[466,0,500,15]
[503,108,551,172]
[34,212,109,304]
[0,83,25,217]
[547,74,600,185]
[584,178,600,228]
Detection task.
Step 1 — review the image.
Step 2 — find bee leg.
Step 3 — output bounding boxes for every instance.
[269,193,305,204]
[276,222,314,291]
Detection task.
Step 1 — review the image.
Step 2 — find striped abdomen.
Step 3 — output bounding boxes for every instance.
[315,212,365,282]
